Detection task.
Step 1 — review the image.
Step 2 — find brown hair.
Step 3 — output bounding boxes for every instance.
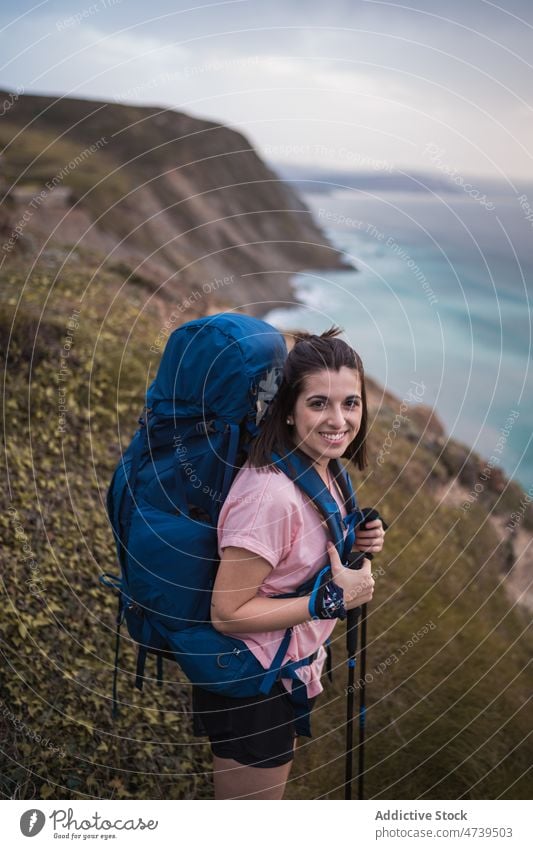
[248,325,368,471]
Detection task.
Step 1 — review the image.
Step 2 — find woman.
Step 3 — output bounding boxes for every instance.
[192,326,386,799]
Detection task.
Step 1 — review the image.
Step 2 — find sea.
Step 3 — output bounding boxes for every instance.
[264,187,533,492]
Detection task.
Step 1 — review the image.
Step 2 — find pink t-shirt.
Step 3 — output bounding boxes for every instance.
[217,461,348,698]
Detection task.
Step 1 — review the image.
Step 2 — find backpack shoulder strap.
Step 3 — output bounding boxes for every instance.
[271,449,365,564]
[331,461,359,513]
[270,449,352,557]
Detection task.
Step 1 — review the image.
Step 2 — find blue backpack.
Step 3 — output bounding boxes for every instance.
[102,313,362,726]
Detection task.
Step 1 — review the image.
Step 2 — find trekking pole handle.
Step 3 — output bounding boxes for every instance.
[345,507,387,570]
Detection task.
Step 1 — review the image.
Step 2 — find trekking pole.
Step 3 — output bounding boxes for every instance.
[344,551,364,800]
[357,599,368,799]
[344,508,387,800]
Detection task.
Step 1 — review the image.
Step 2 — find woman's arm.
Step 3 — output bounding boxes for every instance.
[211,546,310,633]
[211,545,374,634]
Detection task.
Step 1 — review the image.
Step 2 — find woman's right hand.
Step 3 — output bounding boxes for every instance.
[327,542,375,610]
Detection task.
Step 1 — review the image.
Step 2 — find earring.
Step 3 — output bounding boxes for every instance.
[286,417,293,425]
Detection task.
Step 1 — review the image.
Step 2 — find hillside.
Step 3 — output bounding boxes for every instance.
[0,89,351,315]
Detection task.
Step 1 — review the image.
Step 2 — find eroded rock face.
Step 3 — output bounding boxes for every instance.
[0,90,351,315]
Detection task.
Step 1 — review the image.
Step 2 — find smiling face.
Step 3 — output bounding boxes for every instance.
[288,366,363,472]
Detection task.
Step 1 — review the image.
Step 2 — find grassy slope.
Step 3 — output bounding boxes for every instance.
[0,262,212,799]
[1,261,531,800]
[0,118,132,230]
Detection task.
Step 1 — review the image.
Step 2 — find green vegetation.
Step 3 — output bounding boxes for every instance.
[0,120,132,230]
[0,262,212,799]
[1,259,531,799]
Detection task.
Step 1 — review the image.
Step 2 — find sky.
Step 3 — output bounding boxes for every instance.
[1,0,532,182]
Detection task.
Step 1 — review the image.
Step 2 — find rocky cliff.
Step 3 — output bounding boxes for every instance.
[0,89,351,315]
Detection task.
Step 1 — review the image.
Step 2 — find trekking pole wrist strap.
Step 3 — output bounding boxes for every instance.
[308,565,347,621]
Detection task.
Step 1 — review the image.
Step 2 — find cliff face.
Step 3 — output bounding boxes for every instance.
[0,90,350,314]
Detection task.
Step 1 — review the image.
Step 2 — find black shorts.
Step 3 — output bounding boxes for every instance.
[192,682,316,769]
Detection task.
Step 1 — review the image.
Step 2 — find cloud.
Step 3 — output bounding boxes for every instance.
[0,0,531,178]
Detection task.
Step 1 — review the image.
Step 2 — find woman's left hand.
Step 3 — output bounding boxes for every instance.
[352,519,386,555]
